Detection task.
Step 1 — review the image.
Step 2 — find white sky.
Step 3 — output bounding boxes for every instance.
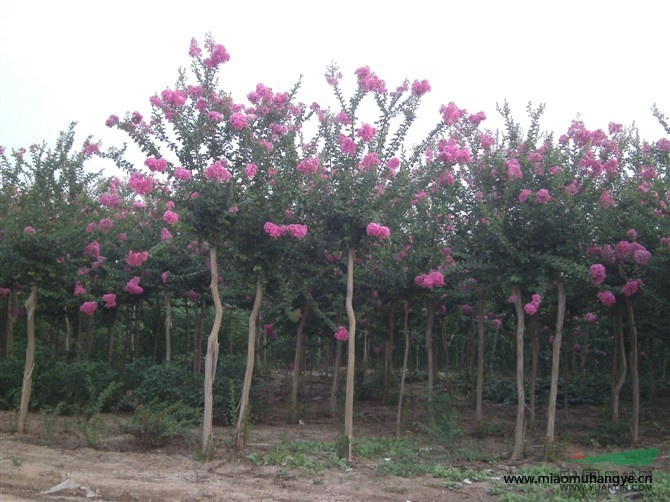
[1,0,668,170]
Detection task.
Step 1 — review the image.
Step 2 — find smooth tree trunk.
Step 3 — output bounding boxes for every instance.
[529,314,539,423]
[344,246,357,461]
[234,278,263,449]
[202,246,224,453]
[511,285,526,460]
[383,304,394,405]
[611,302,626,423]
[329,339,342,416]
[18,287,37,433]
[425,296,435,407]
[625,297,640,443]
[164,289,172,363]
[289,297,312,423]
[648,338,656,404]
[396,304,410,438]
[545,280,566,458]
[475,294,485,422]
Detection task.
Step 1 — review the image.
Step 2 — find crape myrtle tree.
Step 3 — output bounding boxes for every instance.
[104,35,310,452]
[0,124,102,432]
[297,65,433,460]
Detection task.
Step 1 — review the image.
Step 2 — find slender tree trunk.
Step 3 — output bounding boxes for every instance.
[18,287,37,433]
[625,298,639,443]
[289,297,312,423]
[344,246,357,461]
[562,328,570,419]
[329,339,342,416]
[529,314,539,423]
[545,280,566,458]
[5,292,19,359]
[164,289,172,363]
[612,302,626,423]
[202,246,224,453]
[425,296,435,406]
[75,310,83,362]
[441,317,452,396]
[64,312,71,357]
[489,325,500,377]
[475,293,485,422]
[511,285,526,460]
[383,304,394,405]
[396,304,410,438]
[234,278,263,449]
[193,299,205,376]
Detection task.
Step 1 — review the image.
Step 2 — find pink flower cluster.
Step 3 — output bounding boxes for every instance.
[338,134,356,156]
[597,291,616,307]
[145,157,167,173]
[203,41,230,68]
[622,279,641,297]
[411,79,431,96]
[245,163,258,179]
[356,124,376,142]
[296,157,319,176]
[84,240,100,259]
[80,301,97,316]
[440,102,466,126]
[126,250,149,267]
[206,160,232,182]
[125,277,143,295]
[23,226,36,234]
[265,323,277,339]
[174,166,192,181]
[359,153,380,173]
[589,264,606,285]
[366,222,390,239]
[414,270,445,288]
[128,172,154,195]
[230,112,248,130]
[185,290,200,302]
[355,66,386,93]
[334,326,349,341]
[74,281,86,297]
[436,138,471,165]
[103,293,117,308]
[524,294,542,315]
[535,189,551,204]
[506,159,523,180]
[263,222,308,240]
[163,210,179,225]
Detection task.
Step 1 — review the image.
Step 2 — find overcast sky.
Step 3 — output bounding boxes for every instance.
[1,0,668,168]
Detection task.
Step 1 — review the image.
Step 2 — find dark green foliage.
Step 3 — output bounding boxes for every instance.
[121,399,200,449]
[0,358,24,408]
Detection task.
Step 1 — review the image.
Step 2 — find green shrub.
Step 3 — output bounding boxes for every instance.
[122,400,200,449]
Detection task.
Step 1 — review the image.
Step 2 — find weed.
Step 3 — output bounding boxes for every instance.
[383,485,408,494]
[40,402,65,445]
[121,400,199,449]
[193,434,218,462]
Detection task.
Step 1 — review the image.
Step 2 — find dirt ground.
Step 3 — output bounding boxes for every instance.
[1,375,668,501]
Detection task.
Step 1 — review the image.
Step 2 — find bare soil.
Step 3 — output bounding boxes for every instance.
[1,374,668,501]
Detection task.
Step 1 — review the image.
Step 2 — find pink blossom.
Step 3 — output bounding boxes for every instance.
[23,226,36,234]
[188,37,201,58]
[616,240,631,260]
[287,224,308,239]
[103,293,117,309]
[460,304,473,315]
[0,288,11,298]
[229,112,248,130]
[440,102,465,125]
[359,152,380,172]
[174,166,192,181]
[622,279,640,297]
[518,189,531,203]
[626,229,637,240]
[338,134,356,156]
[118,233,128,241]
[161,271,170,284]
[356,123,377,142]
[477,133,496,149]
[535,189,551,204]
[208,111,224,122]
[244,163,258,179]
[203,42,230,68]
[415,270,445,288]
[600,190,615,208]
[128,172,154,195]
[265,323,277,339]
[185,290,200,302]
[145,157,167,173]
[126,250,149,267]
[80,301,98,316]
[163,210,179,225]
[468,111,486,125]
[160,227,173,241]
[264,221,286,238]
[355,66,386,93]
[524,302,538,315]
[657,138,670,152]
[83,240,100,259]
[85,222,97,233]
[97,193,120,208]
[206,160,232,182]
[366,222,390,239]
[105,115,119,127]
[508,295,517,303]
[492,319,502,329]
[506,159,523,180]
[335,110,351,124]
[74,281,86,296]
[411,79,431,96]
[125,276,143,295]
[98,218,114,233]
[334,326,349,342]
[584,312,597,323]
[373,346,381,354]
[633,249,651,265]
[589,264,607,285]
[296,157,319,176]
